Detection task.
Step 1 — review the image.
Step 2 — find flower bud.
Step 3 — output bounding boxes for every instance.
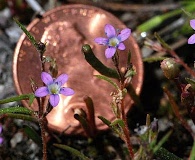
[181,84,194,108]
[160,58,180,80]
[36,41,46,54]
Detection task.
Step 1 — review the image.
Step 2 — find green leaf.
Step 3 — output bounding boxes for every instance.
[110,119,125,128]
[23,125,42,146]
[137,15,163,32]
[136,3,195,32]
[0,106,33,115]
[154,32,171,50]
[1,113,36,122]
[124,69,136,78]
[0,93,34,104]
[74,109,94,137]
[14,18,37,47]
[155,147,182,160]
[127,50,131,66]
[82,44,119,79]
[143,56,167,63]
[189,137,195,160]
[53,144,90,160]
[29,94,35,106]
[153,130,172,153]
[98,116,111,126]
[95,75,120,90]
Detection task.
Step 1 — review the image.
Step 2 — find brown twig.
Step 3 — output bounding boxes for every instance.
[67,0,180,12]
[39,117,48,160]
[167,49,195,78]
[164,87,194,138]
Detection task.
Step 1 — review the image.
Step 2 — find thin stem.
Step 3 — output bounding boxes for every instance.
[112,52,123,82]
[164,87,194,138]
[168,49,195,78]
[39,117,47,160]
[112,51,134,158]
[120,85,134,159]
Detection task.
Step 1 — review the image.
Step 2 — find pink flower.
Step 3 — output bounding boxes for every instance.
[35,72,74,107]
[0,125,3,144]
[188,19,195,44]
[94,24,131,59]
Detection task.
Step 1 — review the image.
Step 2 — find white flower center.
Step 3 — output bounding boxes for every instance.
[48,83,60,94]
[109,37,119,47]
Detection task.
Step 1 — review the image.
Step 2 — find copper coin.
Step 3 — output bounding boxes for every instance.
[13,4,143,135]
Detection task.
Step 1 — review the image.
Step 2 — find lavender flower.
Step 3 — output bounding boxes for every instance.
[94,24,131,59]
[188,19,195,44]
[35,72,74,107]
[0,125,3,144]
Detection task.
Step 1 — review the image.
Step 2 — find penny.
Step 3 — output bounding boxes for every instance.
[13,4,143,135]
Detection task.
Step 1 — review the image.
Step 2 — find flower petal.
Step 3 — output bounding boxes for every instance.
[105,47,116,59]
[188,34,195,44]
[105,24,116,38]
[0,137,3,144]
[35,87,49,97]
[118,43,125,50]
[0,125,2,133]
[190,19,195,30]
[55,74,68,86]
[94,37,108,45]
[118,28,131,41]
[60,87,74,96]
[49,94,60,107]
[41,72,53,85]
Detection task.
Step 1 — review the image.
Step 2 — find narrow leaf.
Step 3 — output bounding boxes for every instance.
[189,137,195,160]
[82,44,119,79]
[53,144,90,160]
[2,113,36,122]
[155,147,182,160]
[14,18,37,47]
[95,75,120,90]
[143,56,167,63]
[98,116,111,126]
[110,119,125,128]
[23,125,42,146]
[154,32,171,50]
[127,50,131,66]
[74,109,93,137]
[153,130,172,153]
[28,94,35,106]
[0,94,34,104]
[0,106,33,115]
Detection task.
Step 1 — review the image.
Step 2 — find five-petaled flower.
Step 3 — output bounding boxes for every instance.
[188,19,195,44]
[35,72,74,107]
[94,24,131,59]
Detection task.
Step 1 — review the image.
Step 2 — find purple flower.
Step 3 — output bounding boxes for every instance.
[188,19,195,44]
[35,72,74,107]
[94,24,131,59]
[0,125,3,144]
